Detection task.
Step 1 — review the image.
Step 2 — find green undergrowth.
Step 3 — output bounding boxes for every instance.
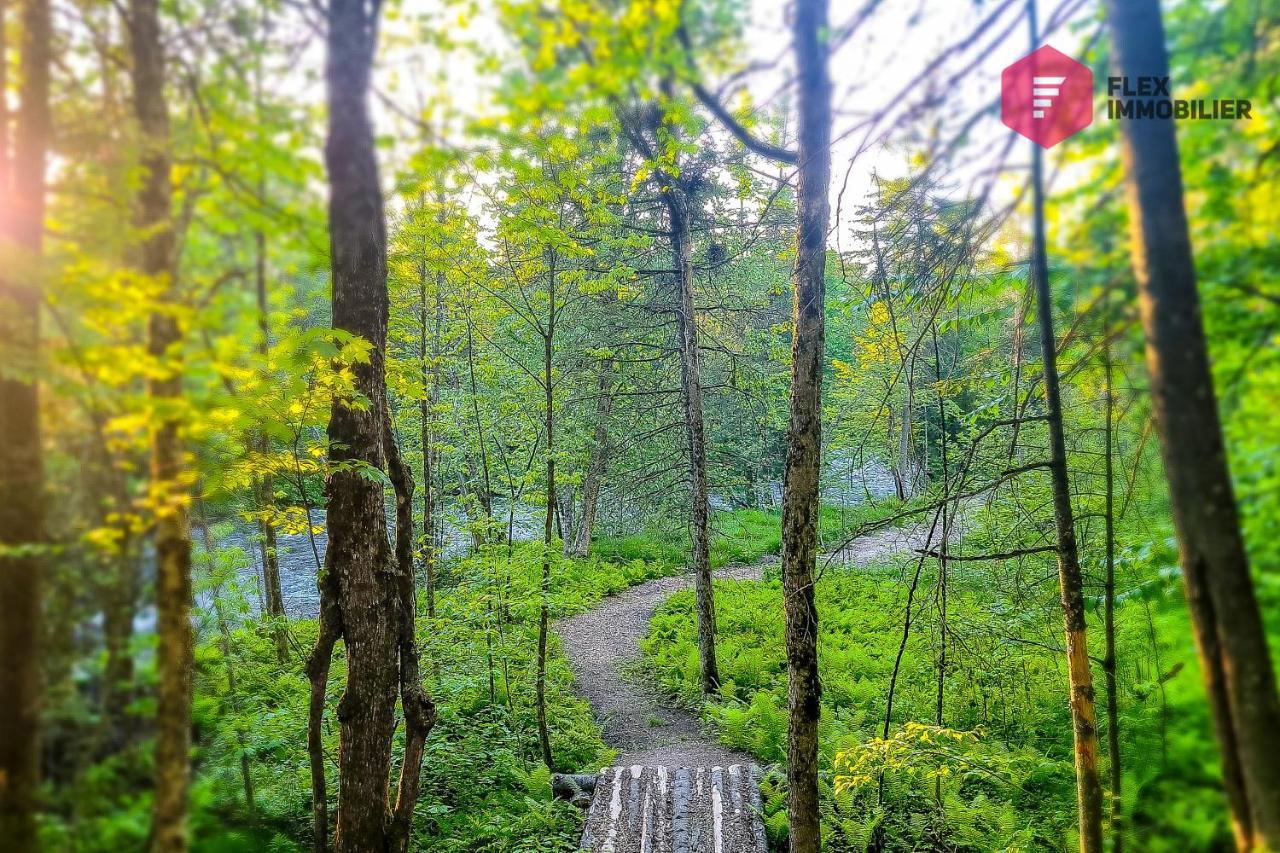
[590,508,779,567]
[641,546,1239,851]
[44,539,679,853]
[592,501,901,570]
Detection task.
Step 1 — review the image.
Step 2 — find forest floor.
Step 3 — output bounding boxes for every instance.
[557,523,929,769]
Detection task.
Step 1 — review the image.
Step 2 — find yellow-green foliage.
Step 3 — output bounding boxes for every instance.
[834,722,981,793]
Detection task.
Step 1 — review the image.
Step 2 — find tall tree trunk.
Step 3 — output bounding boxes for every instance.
[571,357,614,557]
[667,188,720,695]
[0,0,49,846]
[557,489,574,551]
[780,1,830,849]
[127,1,194,849]
[323,6,397,841]
[1028,8,1103,847]
[306,3,434,850]
[1102,325,1122,852]
[1104,2,1280,846]
[536,249,557,768]
[933,326,950,733]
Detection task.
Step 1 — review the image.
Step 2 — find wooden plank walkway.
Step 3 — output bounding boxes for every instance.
[577,765,768,853]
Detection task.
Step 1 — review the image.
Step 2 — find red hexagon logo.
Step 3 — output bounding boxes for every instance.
[1001,45,1093,148]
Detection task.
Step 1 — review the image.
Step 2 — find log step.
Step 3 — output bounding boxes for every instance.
[579,765,768,853]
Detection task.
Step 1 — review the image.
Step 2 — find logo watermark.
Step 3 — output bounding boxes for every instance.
[1001,45,1093,149]
[1107,77,1251,120]
[1001,47,1254,148]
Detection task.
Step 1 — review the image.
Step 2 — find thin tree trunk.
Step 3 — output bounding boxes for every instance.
[780,1,831,849]
[571,357,614,557]
[883,508,943,744]
[0,0,49,845]
[306,590,338,853]
[1104,2,1280,847]
[1008,289,1032,463]
[555,489,568,546]
[667,187,720,695]
[384,406,436,853]
[1028,7,1103,847]
[536,249,558,768]
[933,327,950,732]
[1102,324,1122,852]
[899,376,914,498]
[127,1,194,849]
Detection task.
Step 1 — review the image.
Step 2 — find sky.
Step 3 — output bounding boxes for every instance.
[372,0,1096,241]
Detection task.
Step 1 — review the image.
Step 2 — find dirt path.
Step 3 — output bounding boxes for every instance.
[556,525,930,768]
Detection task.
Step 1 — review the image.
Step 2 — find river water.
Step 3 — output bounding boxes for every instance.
[194,457,899,621]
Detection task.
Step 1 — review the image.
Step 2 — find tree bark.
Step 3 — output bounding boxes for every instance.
[0,0,49,846]
[1028,7,1104,845]
[326,2,397,840]
[898,372,914,499]
[254,228,288,662]
[667,188,720,695]
[780,1,831,849]
[383,406,437,853]
[620,78,720,694]
[570,357,614,557]
[306,2,434,850]
[536,249,558,768]
[1104,1,1280,846]
[933,326,950,735]
[127,1,195,849]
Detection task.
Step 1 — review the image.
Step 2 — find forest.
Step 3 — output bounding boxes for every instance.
[1,0,1278,850]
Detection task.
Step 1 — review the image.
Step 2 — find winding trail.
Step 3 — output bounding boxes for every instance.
[556,525,928,768]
